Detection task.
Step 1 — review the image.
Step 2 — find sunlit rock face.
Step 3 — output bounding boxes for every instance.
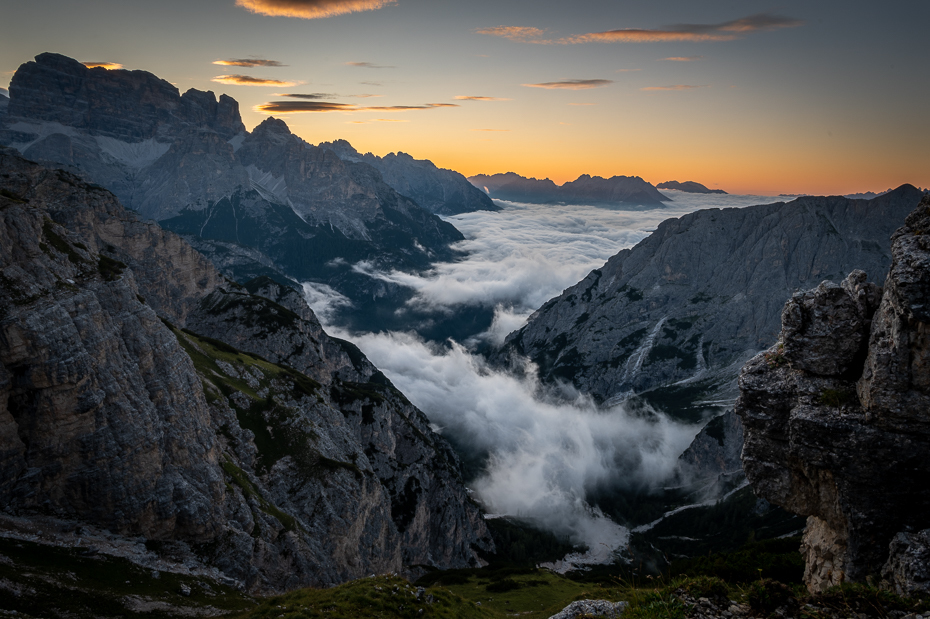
[497,187,924,406]
[0,147,492,593]
[736,196,930,595]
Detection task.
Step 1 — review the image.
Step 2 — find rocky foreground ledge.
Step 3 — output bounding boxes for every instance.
[736,195,930,595]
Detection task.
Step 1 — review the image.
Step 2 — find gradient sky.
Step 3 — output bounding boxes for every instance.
[1,0,927,195]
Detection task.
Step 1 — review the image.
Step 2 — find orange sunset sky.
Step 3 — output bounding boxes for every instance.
[2,0,927,196]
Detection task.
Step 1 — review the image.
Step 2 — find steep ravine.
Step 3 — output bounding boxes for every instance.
[0,147,492,595]
[736,196,930,596]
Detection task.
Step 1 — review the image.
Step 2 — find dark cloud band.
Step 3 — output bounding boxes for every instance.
[523,79,612,90]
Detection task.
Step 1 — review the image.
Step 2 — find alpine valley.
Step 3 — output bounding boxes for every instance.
[1,51,930,618]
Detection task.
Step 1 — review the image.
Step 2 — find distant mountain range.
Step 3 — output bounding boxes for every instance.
[657,180,727,194]
[468,171,668,206]
[320,139,498,216]
[0,53,492,333]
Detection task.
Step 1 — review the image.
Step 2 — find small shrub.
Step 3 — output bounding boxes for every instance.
[98,255,126,281]
[746,578,794,614]
[679,576,729,602]
[818,388,852,408]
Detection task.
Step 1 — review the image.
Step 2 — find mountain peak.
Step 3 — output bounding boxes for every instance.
[254,116,292,136]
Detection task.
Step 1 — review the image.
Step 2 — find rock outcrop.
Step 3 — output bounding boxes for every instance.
[0,52,469,334]
[736,196,930,594]
[0,147,492,593]
[321,139,499,215]
[467,172,668,206]
[497,187,925,407]
[657,180,727,194]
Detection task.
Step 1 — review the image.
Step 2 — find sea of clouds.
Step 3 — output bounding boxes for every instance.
[306,190,778,558]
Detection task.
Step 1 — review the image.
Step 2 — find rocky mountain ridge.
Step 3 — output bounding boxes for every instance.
[0,52,479,333]
[496,186,925,413]
[736,195,930,595]
[0,146,491,594]
[320,139,499,215]
[467,171,668,206]
[657,180,727,194]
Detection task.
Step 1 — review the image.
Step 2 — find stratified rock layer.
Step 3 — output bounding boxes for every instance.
[736,196,930,594]
[0,147,491,593]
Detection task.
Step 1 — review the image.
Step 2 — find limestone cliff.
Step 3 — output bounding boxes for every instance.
[0,147,491,593]
[735,196,930,595]
[498,188,925,408]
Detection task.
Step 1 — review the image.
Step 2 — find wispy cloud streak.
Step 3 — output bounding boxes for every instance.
[235,0,393,19]
[213,58,285,67]
[212,74,298,86]
[255,101,458,113]
[479,13,802,45]
[82,62,123,70]
[455,95,512,101]
[523,79,612,90]
[346,61,395,69]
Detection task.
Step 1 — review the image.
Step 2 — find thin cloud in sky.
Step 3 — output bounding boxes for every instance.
[523,79,612,90]
[255,101,458,113]
[479,13,801,45]
[349,93,383,98]
[661,56,703,61]
[475,26,552,44]
[273,92,337,99]
[346,61,395,69]
[82,62,122,70]
[235,0,394,19]
[565,13,802,43]
[213,58,285,67]
[454,96,512,101]
[641,84,706,91]
[212,74,298,86]
[568,102,595,106]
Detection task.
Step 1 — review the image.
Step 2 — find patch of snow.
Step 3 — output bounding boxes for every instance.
[5,120,82,152]
[95,135,170,169]
[227,132,246,152]
[245,164,288,203]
